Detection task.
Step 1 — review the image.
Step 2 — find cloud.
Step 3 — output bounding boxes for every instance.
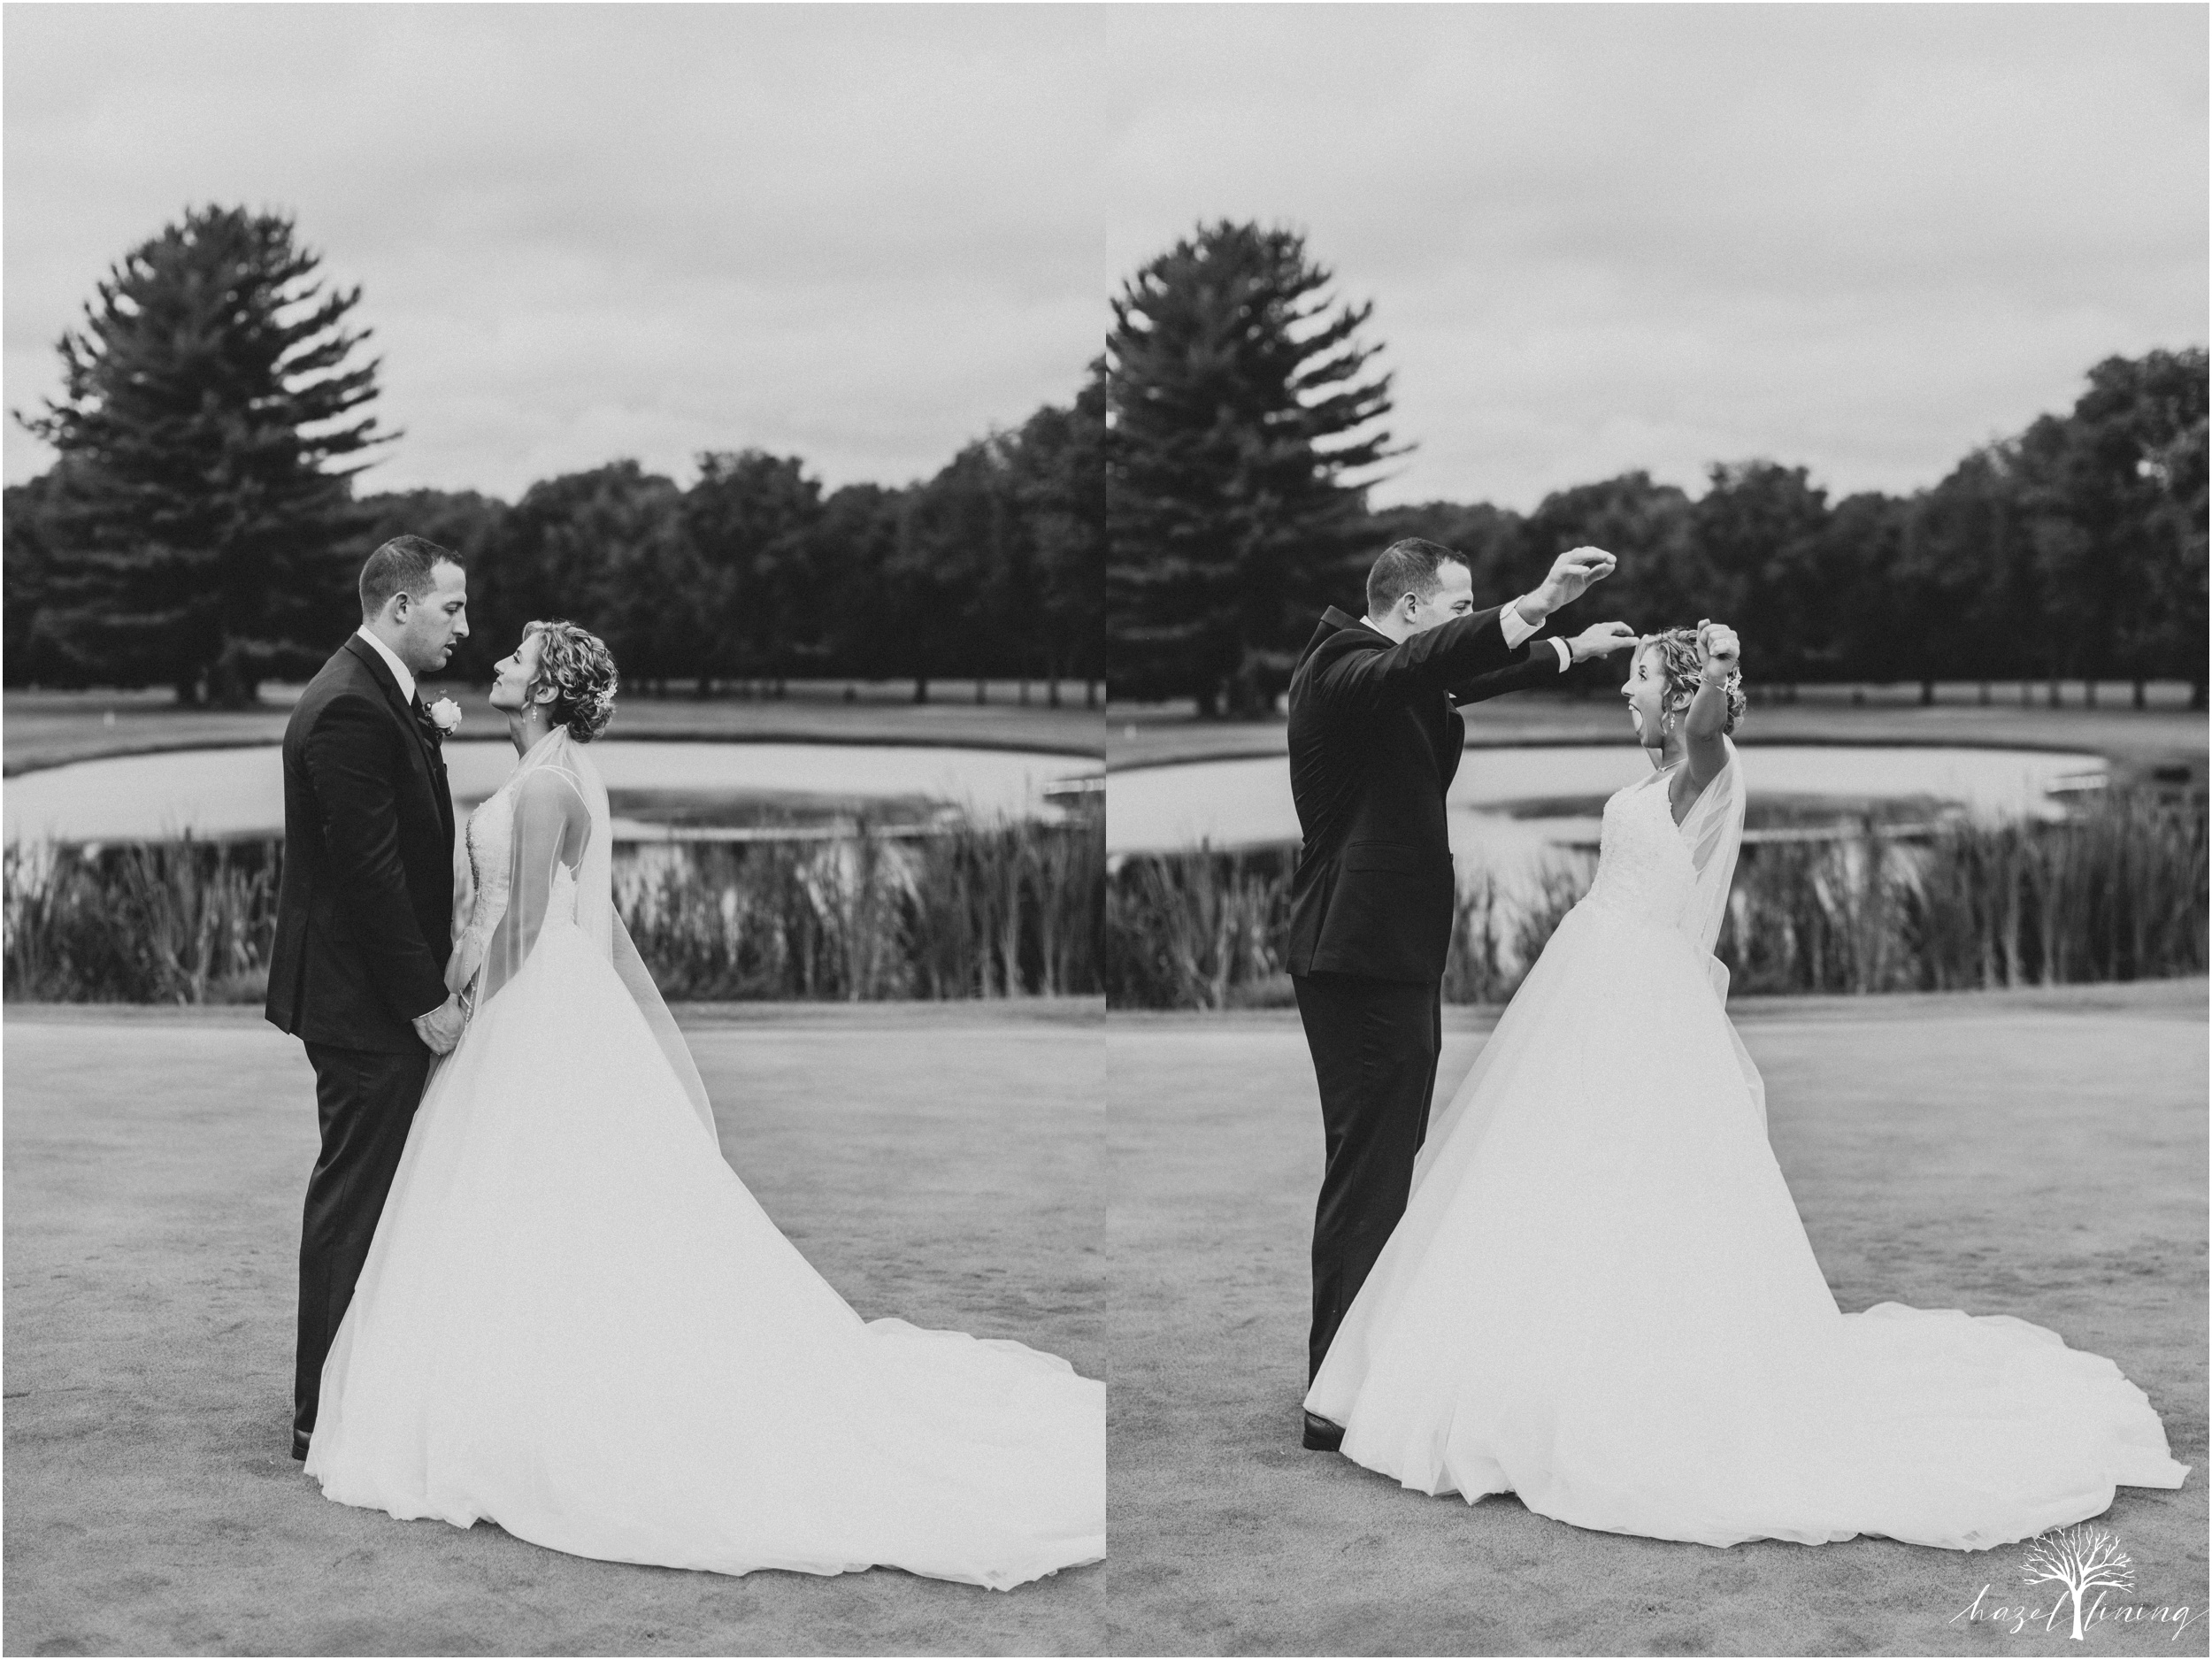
[1096,5,2206,506]
[6,4,2202,511]
[4,5,1115,496]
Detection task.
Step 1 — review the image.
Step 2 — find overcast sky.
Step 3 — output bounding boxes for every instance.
[5,4,2204,511]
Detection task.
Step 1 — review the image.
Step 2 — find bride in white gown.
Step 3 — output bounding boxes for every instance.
[304,621,1105,1590]
[1305,621,2188,1551]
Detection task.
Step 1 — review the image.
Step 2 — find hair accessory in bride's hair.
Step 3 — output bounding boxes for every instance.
[522,619,619,742]
[1640,625,1746,734]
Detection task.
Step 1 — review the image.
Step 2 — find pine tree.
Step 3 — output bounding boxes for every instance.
[1107,222,1398,715]
[19,205,388,704]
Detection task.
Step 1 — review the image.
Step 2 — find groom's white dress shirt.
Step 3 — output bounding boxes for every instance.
[355,626,419,704]
[1502,598,1575,671]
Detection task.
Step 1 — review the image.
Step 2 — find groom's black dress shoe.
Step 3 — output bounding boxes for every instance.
[1302,1410,1345,1452]
[292,1434,310,1463]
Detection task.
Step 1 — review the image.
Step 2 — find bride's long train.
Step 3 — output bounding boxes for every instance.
[307,911,1104,1589]
[1308,764,2187,1550]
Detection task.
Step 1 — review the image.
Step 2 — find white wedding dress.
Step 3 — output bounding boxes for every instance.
[304,729,1104,1589]
[1306,739,2188,1550]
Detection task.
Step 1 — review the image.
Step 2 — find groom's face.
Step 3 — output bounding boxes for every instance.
[391,560,471,676]
[1402,559,1475,636]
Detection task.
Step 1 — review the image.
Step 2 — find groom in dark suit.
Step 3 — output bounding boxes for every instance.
[1286,538,1632,1449]
[266,535,471,1460]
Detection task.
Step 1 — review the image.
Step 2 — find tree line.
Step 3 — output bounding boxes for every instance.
[1107,221,2208,712]
[335,391,1102,703]
[6,208,2200,712]
[4,206,1102,704]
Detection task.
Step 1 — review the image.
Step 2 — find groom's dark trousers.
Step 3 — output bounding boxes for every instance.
[1286,603,1567,1383]
[265,636,455,1458]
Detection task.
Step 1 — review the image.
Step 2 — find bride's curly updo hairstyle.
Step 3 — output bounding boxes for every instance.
[1644,623,1747,734]
[524,619,619,742]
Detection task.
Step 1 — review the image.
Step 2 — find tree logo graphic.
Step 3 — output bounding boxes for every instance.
[2021,1525,2137,1641]
[1952,1524,2200,1641]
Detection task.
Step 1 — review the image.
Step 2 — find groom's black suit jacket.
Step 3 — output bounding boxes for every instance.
[265,636,457,1053]
[1286,605,1563,984]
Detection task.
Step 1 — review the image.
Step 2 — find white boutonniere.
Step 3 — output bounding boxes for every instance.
[428,696,464,734]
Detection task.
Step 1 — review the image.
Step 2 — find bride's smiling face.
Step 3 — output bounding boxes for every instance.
[489,634,549,715]
[1622,643,1670,749]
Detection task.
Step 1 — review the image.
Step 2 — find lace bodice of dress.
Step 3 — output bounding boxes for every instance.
[458,788,514,959]
[456,775,582,983]
[1579,768,1700,932]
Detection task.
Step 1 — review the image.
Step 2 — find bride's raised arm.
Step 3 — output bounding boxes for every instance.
[477,766,592,1010]
[1680,622,1741,792]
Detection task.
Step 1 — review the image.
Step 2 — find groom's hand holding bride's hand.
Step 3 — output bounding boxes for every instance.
[1516,546,1617,626]
[412,993,466,1056]
[1567,621,1639,663]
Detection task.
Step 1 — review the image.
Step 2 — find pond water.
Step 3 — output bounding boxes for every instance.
[3,742,1102,847]
[1108,743,2108,888]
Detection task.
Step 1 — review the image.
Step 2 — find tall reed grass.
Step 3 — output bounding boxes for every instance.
[2,838,280,1003]
[4,811,1102,1004]
[1724,790,2208,995]
[1102,847,1295,1010]
[1103,790,2208,1009]
[1102,847,1597,1010]
[619,814,1101,1000]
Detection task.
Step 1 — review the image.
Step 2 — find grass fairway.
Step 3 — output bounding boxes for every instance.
[1107,981,2208,1656]
[4,1002,1104,1656]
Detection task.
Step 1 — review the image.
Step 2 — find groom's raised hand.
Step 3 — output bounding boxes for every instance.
[1566,621,1640,662]
[1516,547,1616,626]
